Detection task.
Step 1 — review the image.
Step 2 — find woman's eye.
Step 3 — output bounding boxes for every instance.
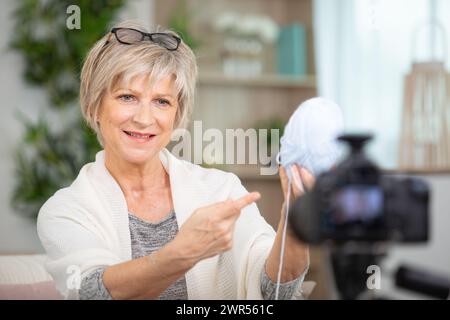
[156,98,171,107]
[118,94,136,102]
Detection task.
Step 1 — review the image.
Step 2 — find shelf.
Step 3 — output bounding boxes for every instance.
[198,72,316,89]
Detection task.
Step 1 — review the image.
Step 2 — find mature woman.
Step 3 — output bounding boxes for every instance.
[37,21,312,300]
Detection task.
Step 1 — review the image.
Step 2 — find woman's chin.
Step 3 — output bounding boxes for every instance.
[120,147,160,165]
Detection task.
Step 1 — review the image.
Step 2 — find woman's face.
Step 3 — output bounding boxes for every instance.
[98,74,179,165]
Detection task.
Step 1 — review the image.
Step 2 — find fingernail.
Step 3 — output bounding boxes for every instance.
[300,167,314,181]
[300,167,310,176]
[291,166,304,193]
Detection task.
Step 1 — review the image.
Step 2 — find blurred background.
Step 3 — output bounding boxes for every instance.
[0,0,449,299]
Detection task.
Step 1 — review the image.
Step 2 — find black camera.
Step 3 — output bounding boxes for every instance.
[290,134,430,245]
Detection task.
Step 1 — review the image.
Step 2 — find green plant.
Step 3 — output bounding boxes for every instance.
[168,0,201,50]
[10,0,126,219]
[12,115,100,218]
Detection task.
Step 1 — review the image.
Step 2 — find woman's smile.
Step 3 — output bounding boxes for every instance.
[123,130,157,143]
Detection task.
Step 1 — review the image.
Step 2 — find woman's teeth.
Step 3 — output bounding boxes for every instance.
[124,131,154,139]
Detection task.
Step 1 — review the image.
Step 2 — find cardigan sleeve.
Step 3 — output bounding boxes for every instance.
[37,196,122,300]
[79,267,112,300]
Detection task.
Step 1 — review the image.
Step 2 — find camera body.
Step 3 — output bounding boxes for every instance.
[290,134,430,245]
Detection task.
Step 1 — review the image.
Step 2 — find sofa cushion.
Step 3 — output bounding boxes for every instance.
[0,254,62,300]
[0,281,62,300]
[0,255,53,284]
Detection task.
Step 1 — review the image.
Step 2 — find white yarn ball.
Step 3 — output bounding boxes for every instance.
[278,97,345,177]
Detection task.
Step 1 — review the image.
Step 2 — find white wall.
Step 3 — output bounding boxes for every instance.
[0,0,154,254]
[0,0,48,254]
[314,0,450,170]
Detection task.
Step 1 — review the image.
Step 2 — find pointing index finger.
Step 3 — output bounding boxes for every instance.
[233,192,261,211]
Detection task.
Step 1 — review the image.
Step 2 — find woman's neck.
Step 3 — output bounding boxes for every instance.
[104,148,168,195]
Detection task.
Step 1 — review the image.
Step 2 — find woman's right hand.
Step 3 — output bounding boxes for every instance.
[171,192,261,267]
[101,192,260,299]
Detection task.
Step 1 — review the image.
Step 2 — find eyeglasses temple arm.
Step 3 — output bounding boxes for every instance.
[103,32,113,47]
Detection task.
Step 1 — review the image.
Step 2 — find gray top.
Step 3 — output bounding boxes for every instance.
[79,211,303,300]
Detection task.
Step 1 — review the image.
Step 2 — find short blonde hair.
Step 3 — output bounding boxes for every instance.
[80,21,198,145]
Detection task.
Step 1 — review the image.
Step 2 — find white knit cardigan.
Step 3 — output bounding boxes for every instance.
[37,149,299,300]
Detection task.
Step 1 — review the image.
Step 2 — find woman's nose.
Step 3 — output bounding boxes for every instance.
[132,102,155,127]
